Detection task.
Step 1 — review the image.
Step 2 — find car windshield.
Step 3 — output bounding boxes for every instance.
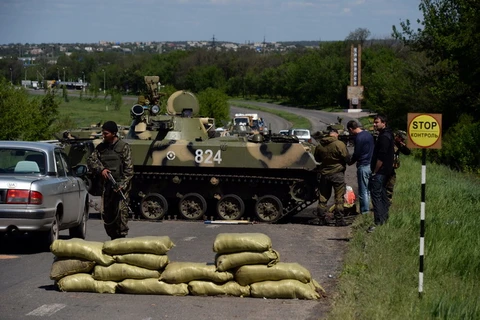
[0,148,46,175]
[292,130,309,136]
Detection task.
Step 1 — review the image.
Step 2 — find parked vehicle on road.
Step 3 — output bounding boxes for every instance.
[0,141,89,246]
[289,129,312,143]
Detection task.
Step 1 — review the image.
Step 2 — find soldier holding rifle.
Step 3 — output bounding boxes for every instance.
[87,121,134,240]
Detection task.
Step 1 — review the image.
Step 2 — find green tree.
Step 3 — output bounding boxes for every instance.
[393,0,480,129]
[0,78,59,140]
[197,88,230,122]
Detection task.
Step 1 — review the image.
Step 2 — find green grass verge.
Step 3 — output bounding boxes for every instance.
[328,156,480,320]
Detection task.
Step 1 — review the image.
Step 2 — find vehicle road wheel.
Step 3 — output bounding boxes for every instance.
[140,193,168,220]
[217,194,245,220]
[178,193,207,220]
[69,202,88,239]
[254,195,283,222]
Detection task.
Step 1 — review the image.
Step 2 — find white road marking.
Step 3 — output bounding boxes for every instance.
[27,304,66,316]
[183,236,197,241]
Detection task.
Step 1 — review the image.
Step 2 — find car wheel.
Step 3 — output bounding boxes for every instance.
[69,202,88,239]
[39,213,60,249]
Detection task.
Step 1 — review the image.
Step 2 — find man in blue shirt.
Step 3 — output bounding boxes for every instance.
[347,120,374,215]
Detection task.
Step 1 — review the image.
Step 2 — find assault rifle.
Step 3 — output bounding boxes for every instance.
[106,172,134,215]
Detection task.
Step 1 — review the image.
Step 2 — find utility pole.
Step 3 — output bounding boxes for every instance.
[63,67,66,82]
[9,68,13,84]
[211,34,216,48]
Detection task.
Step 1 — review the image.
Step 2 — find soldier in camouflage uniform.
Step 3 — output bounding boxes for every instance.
[87,121,134,240]
[312,129,350,226]
[386,130,411,205]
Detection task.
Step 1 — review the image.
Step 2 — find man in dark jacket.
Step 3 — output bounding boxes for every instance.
[313,129,350,226]
[87,121,134,240]
[369,115,394,232]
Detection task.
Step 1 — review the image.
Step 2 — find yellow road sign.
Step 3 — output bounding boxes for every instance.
[407,113,442,149]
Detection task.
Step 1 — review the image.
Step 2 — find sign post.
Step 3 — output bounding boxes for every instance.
[407,113,442,298]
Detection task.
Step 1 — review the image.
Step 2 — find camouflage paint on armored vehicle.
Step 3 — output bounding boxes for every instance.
[62,77,319,223]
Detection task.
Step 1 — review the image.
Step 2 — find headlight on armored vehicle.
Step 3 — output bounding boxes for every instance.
[151,105,160,115]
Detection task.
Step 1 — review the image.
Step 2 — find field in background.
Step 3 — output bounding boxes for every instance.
[57,96,133,128]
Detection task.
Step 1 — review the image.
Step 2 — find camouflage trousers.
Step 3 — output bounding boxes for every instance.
[102,187,130,240]
[386,171,396,205]
[317,172,346,222]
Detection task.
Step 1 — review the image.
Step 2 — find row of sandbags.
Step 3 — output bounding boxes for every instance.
[49,233,325,299]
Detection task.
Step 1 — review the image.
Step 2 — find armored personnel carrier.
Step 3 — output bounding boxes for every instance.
[65,77,319,223]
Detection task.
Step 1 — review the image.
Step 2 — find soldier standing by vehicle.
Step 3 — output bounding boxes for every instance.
[368,115,394,232]
[386,130,411,204]
[312,129,350,226]
[87,121,134,240]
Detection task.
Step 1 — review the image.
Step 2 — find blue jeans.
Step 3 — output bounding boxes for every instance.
[369,174,389,225]
[357,165,371,214]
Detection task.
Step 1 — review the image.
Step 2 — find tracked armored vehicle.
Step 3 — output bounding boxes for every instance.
[65,77,319,223]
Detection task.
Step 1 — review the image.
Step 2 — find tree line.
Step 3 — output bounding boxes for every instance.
[0,0,478,173]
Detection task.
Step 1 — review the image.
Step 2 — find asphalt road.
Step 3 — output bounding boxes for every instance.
[0,218,350,320]
[229,100,371,133]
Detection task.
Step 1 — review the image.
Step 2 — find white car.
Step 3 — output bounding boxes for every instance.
[289,129,312,143]
[0,141,89,246]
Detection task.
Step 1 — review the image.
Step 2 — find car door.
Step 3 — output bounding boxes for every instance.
[54,150,80,223]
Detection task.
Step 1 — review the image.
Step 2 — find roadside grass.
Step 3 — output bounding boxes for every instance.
[328,156,480,320]
[229,101,312,130]
[56,95,132,128]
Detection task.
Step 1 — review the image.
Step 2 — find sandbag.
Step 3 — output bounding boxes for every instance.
[311,278,326,295]
[118,279,189,296]
[93,263,161,281]
[103,236,175,255]
[213,233,272,254]
[160,262,234,284]
[188,280,250,297]
[50,239,114,266]
[114,253,169,270]
[235,262,311,286]
[57,273,117,294]
[50,258,96,281]
[250,279,321,300]
[216,249,280,272]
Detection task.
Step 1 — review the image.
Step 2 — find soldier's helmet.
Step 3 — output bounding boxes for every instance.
[395,130,407,141]
[250,133,265,143]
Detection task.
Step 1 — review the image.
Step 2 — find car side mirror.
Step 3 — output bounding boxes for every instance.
[73,164,88,177]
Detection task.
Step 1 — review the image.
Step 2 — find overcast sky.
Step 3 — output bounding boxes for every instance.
[0,0,423,45]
